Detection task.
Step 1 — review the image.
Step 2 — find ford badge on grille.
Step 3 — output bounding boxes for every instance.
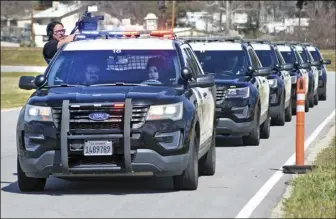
[88,112,110,121]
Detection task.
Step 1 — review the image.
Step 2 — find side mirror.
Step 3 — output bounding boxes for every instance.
[294,61,299,68]
[310,60,321,66]
[274,63,281,70]
[181,67,193,81]
[34,74,47,88]
[247,66,256,74]
[254,67,272,76]
[19,76,37,90]
[189,74,215,88]
[281,63,294,71]
[323,59,331,65]
[299,62,311,69]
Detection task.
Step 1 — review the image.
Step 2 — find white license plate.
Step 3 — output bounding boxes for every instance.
[84,140,113,156]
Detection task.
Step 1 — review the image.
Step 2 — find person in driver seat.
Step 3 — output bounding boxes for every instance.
[84,64,100,84]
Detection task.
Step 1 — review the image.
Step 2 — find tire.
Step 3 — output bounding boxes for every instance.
[17,157,46,192]
[199,129,216,176]
[260,108,271,139]
[271,92,285,126]
[305,93,309,112]
[308,87,314,108]
[319,85,327,101]
[319,86,327,101]
[285,98,292,122]
[242,105,260,146]
[173,130,199,191]
[313,93,319,105]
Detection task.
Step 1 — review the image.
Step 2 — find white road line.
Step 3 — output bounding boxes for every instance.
[235,109,336,218]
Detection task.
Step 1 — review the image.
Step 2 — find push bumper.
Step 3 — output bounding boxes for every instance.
[18,99,189,178]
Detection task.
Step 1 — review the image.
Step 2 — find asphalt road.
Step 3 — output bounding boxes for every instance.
[1,72,335,218]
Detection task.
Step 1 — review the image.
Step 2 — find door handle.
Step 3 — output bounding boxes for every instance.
[203,92,207,97]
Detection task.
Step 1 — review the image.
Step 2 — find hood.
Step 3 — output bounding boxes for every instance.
[28,85,183,107]
[214,74,250,87]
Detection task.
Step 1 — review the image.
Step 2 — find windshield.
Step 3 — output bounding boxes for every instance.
[193,50,248,76]
[47,50,180,86]
[255,49,279,67]
[280,49,297,64]
[309,50,322,61]
[297,49,308,62]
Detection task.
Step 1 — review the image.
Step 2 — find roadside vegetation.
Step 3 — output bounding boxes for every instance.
[282,136,336,218]
[1,72,39,109]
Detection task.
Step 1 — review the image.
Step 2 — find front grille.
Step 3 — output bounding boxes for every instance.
[216,86,228,104]
[51,103,149,131]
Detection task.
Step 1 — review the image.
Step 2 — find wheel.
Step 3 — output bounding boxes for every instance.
[285,98,292,122]
[305,94,309,112]
[242,105,260,146]
[173,130,199,191]
[313,93,319,105]
[271,92,285,126]
[319,86,327,101]
[17,157,46,192]
[260,108,271,139]
[308,87,314,108]
[199,129,216,176]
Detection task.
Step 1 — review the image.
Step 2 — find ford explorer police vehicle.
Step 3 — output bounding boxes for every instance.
[249,40,293,125]
[16,29,218,192]
[181,36,272,146]
[273,42,311,113]
[303,43,331,101]
[291,43,321,107]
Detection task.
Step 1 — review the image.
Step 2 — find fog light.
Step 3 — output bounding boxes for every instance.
[155,130,182,150]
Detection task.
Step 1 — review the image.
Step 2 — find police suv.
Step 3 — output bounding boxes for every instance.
[291,43,321,107]
[249,40,293,125]
[273,42,311,113]
[304,43,331,101]
[182,37,272,146]
[16,30,217,192]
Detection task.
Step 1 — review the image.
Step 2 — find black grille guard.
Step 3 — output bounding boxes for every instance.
[60,99,133,174]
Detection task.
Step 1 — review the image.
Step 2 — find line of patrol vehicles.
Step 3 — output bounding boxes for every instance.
[15,8,332,192]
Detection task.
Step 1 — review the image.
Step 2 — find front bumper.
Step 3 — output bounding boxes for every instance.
[216,118,253,136]
[17,99,190,178]
[269,87,282,118]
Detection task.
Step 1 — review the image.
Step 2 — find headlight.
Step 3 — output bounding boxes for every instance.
[24,104,53,122]
[291,76,297,84]
[225,87,249,98]
[146,102,183,121]
[268,79,278,88]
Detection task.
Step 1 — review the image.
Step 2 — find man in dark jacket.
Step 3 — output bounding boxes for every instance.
[43,21,75,63]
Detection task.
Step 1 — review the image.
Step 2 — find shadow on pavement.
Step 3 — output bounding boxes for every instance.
[215,136,246,147]
[1,175,182,196]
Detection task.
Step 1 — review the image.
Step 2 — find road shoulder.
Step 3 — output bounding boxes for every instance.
[270,120,336,218]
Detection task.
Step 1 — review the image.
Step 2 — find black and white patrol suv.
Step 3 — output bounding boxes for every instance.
[249,40,293,125]
[182,37,272,146]
[16,31,217,192]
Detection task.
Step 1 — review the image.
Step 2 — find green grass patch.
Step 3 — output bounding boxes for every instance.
[282,137,336,218]
[1,47,46,66]
[1,72,40,109]
[320,50,335,72]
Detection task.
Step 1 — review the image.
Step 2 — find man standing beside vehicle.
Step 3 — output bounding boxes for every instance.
[43,21,75,63]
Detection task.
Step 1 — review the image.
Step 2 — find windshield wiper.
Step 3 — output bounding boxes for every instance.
[89,82,148,87]
[44,84,87,88]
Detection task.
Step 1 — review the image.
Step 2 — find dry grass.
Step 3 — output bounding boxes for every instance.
[282,137,336,218]
[1,72,39,109]
[1,47,46,66]
[320,50,335,72]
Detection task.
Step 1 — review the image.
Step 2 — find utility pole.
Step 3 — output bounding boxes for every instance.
[226,0,230,33]
[171,0,176,30]
[30,5,35,47]
[157,0,167,30]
